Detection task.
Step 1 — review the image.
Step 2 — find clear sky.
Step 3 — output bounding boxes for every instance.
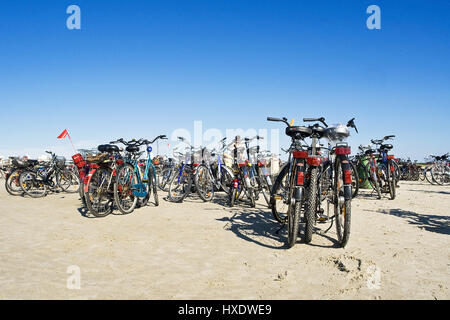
[0,0,449,161]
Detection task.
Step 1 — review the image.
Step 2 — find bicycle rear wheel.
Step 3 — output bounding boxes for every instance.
[114,163,138,214]
[304,166,318,244]
[350,161,359,198]
[365,162,382,199]
[168,166,192,202]
[5,169,23,196]
[287,201,301,248]
[334,157,351,247]
[19,170,47,198]
[85,167,114,217]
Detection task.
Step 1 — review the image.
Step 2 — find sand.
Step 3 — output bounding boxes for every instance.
[0,180,448,300]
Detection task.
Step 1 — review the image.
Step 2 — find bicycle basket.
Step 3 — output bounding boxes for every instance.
[235,146,247,165]
[55,156,66,169]
[72,153,86,168]
[86,153,109,163]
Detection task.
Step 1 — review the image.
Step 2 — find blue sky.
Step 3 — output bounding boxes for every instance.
[0,0,449,161]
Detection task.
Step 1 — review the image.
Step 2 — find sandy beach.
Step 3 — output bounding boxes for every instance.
[0,181,448,300]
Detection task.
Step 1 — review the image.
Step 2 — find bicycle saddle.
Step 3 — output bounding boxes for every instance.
[98,144,120,153]
[380,144,393,150]
[310,125,326,138]
[126,145,140,153]
[285,126,312,139]
[364,148,376,155]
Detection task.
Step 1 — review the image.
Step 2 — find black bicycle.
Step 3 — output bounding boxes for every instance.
[19,151,80,198]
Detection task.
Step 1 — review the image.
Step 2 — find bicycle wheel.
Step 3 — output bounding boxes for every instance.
[5,169,23,196]
[257,166,271,207]
[388,161,396,200]
[219,165,234,194]
[270,164,289,224]
[365,162,382,199]
[85,167,114,217]
[393,161,401,185]
[425,167,435,184]
[194,164,215,202]
[431,166,446,185]
[334,157,351,247]
[168,165,192,202]
[304,166,318,244]
[151,169,159,206]
[287,201,301,248]
[158,167,173,191]
[229,186,237,207]
[114,163,138,214]
[350,161,359,198]
[19,170,47,198]
[57,169,80,193]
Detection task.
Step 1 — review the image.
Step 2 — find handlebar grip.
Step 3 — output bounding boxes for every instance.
[267,117,281,122]
[303,118,317,122]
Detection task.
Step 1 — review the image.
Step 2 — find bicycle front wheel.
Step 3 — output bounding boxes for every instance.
[194,164,215,202]
[57,169,80,193]
[168,166,192,202]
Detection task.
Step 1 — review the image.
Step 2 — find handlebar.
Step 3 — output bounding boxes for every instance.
[303,117,328,127]
[267,117,290,126]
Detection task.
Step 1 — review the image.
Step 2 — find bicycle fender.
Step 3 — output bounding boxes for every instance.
[294,186,304,201]
[341,159,352,200]
[84,168,97,193]
[344,185,352,200]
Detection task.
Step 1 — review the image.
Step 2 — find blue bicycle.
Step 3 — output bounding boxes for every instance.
[112,136,167,214]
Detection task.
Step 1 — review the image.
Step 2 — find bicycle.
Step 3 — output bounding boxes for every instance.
[227,136,258,208]
[371,136,397,200]
[19,151,80,198]
[4,157,39,196]
[83,144,123,217]
[193,138,234,202]
[113,136,166,214]
[268,117,313,247]
[315,118,358,247]
[168,137,199,203]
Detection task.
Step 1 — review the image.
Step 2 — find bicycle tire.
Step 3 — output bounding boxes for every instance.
[194,164,214,202]
[304,166,318,244]
[334,157,351,247]
[19,170,47,198]
[287,201,301,248]
[5,169,23,196]
[114,163,138,214]
[85,167,114,217]
[270,164,290,224]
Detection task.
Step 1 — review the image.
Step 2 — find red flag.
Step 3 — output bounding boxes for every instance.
[57,129,69,139]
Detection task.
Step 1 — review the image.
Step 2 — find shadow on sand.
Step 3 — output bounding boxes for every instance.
[379,208,450,235]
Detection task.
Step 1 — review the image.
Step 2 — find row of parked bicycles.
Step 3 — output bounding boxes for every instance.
[1,117,448,249]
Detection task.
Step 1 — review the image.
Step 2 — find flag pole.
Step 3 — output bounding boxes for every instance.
[67,132,77,154]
